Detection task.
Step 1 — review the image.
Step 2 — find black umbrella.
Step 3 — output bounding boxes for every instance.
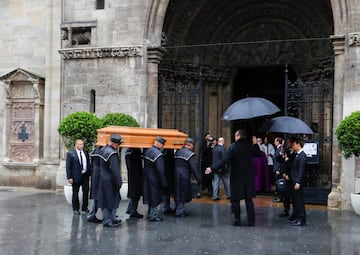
[267,116,314,134]
[222,97,280,121]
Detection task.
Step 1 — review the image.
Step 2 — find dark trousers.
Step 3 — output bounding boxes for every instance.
[231,199,255,225]
[72,176,89,212]
[274,172,282,196]
[202,173,213,195]
[282,182,293,213]
[292,187,306,222]
[126,198,140,215]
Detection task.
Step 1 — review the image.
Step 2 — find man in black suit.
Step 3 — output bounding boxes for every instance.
[66,139,90,215]
[206,137,230,200]
[290,137,307,226]
[227,129,257,226]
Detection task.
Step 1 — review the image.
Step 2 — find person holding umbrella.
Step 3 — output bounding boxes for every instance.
[227,129,257,226]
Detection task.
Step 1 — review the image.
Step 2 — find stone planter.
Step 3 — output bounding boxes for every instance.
[64,184,83,206]
[350,192,360,215]
[120,183,128,201]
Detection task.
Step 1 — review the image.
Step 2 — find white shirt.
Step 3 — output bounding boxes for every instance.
[76,149,87,173]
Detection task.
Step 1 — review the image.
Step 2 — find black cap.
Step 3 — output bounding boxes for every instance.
[186,138,195,145]
[155,136,166,145]
[110,134,123,144]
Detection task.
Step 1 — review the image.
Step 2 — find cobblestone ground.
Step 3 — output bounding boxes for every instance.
[0,187,359,255]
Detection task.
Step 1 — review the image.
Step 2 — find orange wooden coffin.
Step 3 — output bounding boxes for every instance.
[96,126,188,149]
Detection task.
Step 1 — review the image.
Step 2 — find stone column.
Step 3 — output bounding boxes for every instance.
[146,47,165,128]
[328,35,345,209]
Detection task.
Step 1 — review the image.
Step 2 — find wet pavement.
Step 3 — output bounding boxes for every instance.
[0,186,359,255]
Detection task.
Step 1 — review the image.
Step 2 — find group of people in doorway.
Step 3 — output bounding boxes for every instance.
[66,129,307,228]
[254,134,307,226]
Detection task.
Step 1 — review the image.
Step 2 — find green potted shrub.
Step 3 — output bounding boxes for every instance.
[100,112,139,127]
[99,112,139,199]
[335,110,360,215]
[58,111,101,153]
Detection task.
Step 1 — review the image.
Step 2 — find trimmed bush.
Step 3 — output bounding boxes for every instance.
[335,111,360,158]
[101,113,139,127]
[58,112,101,152]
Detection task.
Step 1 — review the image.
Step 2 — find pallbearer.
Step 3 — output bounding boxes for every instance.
[97,134,123,227]
[143,136,167,221]
[173,138,202,217]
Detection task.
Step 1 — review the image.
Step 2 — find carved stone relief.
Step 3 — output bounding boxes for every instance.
[349,32,360,46]
[59,46,142,59]
[0,68,45,163]
[10,145,34,162]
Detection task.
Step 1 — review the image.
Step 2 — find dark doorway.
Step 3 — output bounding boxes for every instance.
[231,65,296,138]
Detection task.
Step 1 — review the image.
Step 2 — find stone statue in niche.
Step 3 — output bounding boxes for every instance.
[4,80,11,98]
[61,28,91,47]
[61,29,71,48]
[33,83,40,98]
[71,31,91,45]
[161,32,167,47]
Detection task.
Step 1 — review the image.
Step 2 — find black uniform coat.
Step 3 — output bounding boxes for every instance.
[291,151,307,186]
[66,149,90,184]
[283,148,296,195]
[89,146,102,200]
[125,148,143,199]
[227,138,256,200]
[174,147,202,203]
[142,146,167,207]
[97,145,122,209]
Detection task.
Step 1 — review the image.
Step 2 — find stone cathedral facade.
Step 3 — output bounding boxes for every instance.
[0,0,360,210]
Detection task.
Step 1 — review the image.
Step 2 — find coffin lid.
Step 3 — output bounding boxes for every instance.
[96,126,188,149]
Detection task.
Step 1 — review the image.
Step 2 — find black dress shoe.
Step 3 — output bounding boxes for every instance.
[103,222,120,227]
[113,219,122,224]
[288,215,296,222]
[273,197,283,203]
[196,193,202,198]
[212,197,220,201]
[87,217,102,223]
[278,212,289,217]
[130,212,144,218]
[175,212,188,217]
[73,210,80,215]
[149,217,163,222]
[291,220,306,226]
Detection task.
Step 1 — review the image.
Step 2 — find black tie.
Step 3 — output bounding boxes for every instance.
[79,151,83,168]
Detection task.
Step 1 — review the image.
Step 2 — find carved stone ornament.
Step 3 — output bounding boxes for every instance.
[330,35,345,55]
[349,32,360,46]
[59,46,143,59]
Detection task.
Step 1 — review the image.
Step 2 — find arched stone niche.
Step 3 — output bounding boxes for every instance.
[0,68,45,167]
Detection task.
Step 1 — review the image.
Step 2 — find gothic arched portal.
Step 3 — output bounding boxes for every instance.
[156,0,335,202]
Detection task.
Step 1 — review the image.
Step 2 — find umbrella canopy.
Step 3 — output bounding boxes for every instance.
[222,97,281,121]
[267,116,314,134]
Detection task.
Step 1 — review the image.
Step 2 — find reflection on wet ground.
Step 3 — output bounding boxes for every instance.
[0,187,359,255]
